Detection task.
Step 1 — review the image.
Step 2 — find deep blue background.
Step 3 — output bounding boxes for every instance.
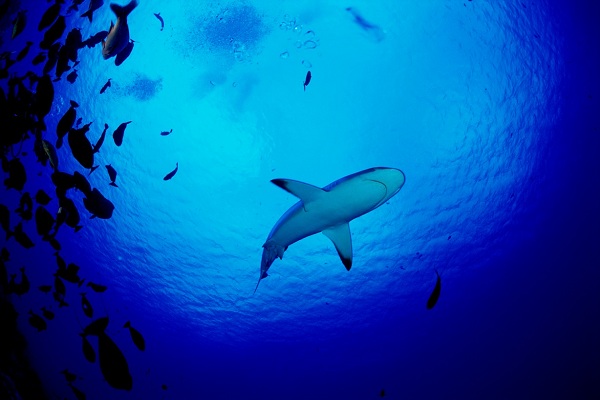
[1,1,599,399]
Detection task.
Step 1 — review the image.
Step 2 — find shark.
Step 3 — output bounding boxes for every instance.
[256,167,406,292]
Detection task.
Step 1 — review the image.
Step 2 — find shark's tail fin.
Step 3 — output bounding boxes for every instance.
[111,0,138,18]
[254,241,284,293]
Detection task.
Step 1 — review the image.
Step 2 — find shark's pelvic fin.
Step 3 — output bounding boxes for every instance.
[271,179,325,211]
[323,223,353,271]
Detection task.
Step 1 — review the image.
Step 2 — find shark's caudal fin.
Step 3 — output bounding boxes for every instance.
[255,241,284,293]
[110,0,138,18]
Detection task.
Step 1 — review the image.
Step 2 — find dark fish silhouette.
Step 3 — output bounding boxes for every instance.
[123,321,145,351]
[16,41,33,61]
[0,247,9,262]
[66,68,78,84]
[114,39,134,66]
[303,70,312,91]
[100,78,111,94]
[41,139,59,170]
[105,164,118,187]
[53,290,69,307]
[81,292,93,317]
[112,121,131,146]
[29,310,47,332]
[39,284,53,293]
[69,383,86,400]
[35,189,52,205]
[426,270,442,310]
[13,222,35,249]
[82,316,108,336]
[39,0,63,31]
[76,117,83,126]
[32,74,54,119]
[12,11,27,39]
[55,45,72,79]
[40,15,66,50]
[0,204,12,239]
[41,306,55,320]
[83,188,115,219]
[68,122,99,174]
[163,162,178,181]
[87,281,107,292]
[42,42,61,75]
[82,30,108,48]
[345,7,384,42]
[49,237,62,251]
[81,0,104,22]
[154,12,164,30]
[15,192,33,220]
[64,27,83,61]
[54,274,66,296]
[35,205,55,239]
[32,52,47,65]
[102,0,138,59]
[160,128,172,136]
[56,196,83,233]
[98,332,133,390]
[73,171,92,195]
[93,123,109,153]
[3,158,26,191]
[81,333,96,362]
[61,369,77,383]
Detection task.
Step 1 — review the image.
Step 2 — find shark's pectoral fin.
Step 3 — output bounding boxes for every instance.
[323,223,353,271]
[271,178,326,211]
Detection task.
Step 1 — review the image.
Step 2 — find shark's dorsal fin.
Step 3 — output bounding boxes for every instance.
[271,179,325,210]
[323,223,353,271]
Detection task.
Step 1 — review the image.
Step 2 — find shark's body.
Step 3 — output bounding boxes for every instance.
[257,167,405,292]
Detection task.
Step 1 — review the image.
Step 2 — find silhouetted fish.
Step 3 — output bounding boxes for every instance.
[303,70,311,91]
[69,383,86,400]
[83,316,108,336]
[345,7,384,42]
[83,188,115,219]
[154,12,164,31]
[68,123,98,174]
[64,28,83,61]
[112,121,131,146]
[105,164,118,187]
[15,192,33,220]
[0,204,12,239]
[40,15,66,50]
[39,0,63,31]
[87,281,107,292]
[98,332,133,390]
[41,139,59,170]
[3,157,26,191]
[39,284,52,293]
[102,0,138,59]
[61,369,77,383]
[35,205,55,239]
[0,247,9,262]
[42,42,61,74]
[426,270,442,310]
[29,310,47,332]
[66,68,78,84]
[35,189,52,205]
[16,41,33,61]
[99,78,111,94]
[83,30,108,48]
[73,171,92,195]
[54,274,66,296]
[80,333,96,362]
[41,306,55,320]
[93,123,109,153]
[123,321,145,351]
[56,196,83,233]
[53,290,69,307]
[13,222,35,249]
[32,74,54,118]
[12,11,27,39]
[32,52,47,65]
[81,292,93,317]
[163,162,178,181]
[114,39,134,66]
[160,128,172,136]
[81,0,104,22]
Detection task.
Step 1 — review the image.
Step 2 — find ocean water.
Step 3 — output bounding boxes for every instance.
[0,0,599,399]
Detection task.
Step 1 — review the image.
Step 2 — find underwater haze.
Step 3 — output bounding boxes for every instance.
[1,0,599,399]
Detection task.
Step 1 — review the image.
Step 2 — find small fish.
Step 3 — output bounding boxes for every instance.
[426,270,442,310]
[80,333,96,362]
[3,158,27,191]
[68,122,99,174]
[102,0,138,59]
[0,204,12,239]
[42,139,59,170]
[303,70,311,91]
[112,120,132,146]
[82,30,108,48]
[13,222,35,249]
[29,310,47,332]
[114,39,134,66]
[53,290,69,307]
[69,383,86,400]
[54,274,66,296]
[83,188,115,219]
[12,10,27,40]
[66,68,78,84]
[81,0,105,22]
[82,316,108,336]
[32,74,55,119]
[93,123,109,153]
[35,189,52,205]
[38,0,63,31]
[123,321,145,351]
[87,281,107,292]
[76,117,83,126]
[160,128,172,136]
[99,78,111,94]
[35,205,56,240]
[61,369,77,383]
[163,162,178,181]
[16,41,33,61]
[41,307,55,320]
[105,164,118,187]
[32,52,47,65]
[98,332,133,390]
[153,12,164,31]
[40,15,66,50]
[73,171,92,195]
[81,292,93,318]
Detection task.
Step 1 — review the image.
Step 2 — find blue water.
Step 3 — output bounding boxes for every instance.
[1,0,599,399]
